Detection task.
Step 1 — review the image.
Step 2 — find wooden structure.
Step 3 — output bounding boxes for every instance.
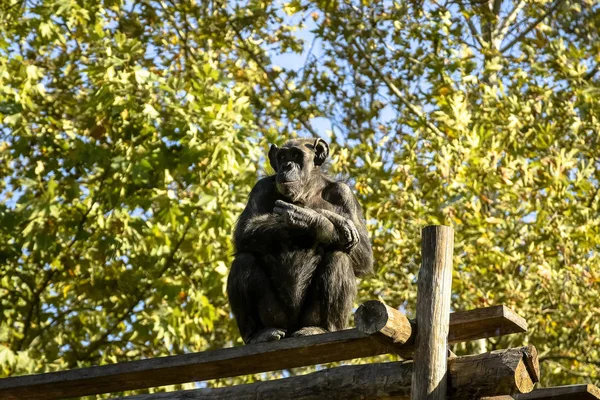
[412,225,454,399]
[486,384,600,399]
[0,225,597,399]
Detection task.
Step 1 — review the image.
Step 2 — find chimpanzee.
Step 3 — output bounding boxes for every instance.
[227,138,373,344]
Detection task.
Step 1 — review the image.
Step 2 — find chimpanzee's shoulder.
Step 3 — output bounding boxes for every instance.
[323,180,356,204]
[251,175,277,194]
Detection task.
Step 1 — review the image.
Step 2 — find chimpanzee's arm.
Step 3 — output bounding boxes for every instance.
[320,183,374,277]
[234,178,290,254]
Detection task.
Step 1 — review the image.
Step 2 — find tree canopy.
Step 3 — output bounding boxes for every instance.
[0,0,599,395]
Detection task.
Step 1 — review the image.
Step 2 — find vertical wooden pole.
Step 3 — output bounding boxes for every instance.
[411,225,454,400]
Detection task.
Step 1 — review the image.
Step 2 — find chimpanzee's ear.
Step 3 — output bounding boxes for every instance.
[313,138,329,166]
[268,144,279,172]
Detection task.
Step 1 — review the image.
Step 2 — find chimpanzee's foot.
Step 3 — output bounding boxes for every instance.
[248,328,287,344]
[291,326,327,337]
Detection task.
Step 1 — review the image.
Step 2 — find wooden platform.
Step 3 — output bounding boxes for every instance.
[115,346,539,400]
[0,305,526,400]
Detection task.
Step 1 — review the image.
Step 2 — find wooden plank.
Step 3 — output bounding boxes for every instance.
[482,396,514,399]
[116,361,413,400]
[515,384,600,399]
[412,225,454,400]
[0,329,387,400]
[354,302,527,356]
[115,346,539,400]
[449,305,527,343]
[0,306,528,400]
[484,384,600,399]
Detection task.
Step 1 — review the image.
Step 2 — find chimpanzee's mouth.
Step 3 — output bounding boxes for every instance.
[276,175,300,185]
[276,181,301,197]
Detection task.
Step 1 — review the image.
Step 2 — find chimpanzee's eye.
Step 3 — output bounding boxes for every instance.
[294,152,302,162]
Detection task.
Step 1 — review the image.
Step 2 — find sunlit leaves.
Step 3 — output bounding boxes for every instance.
[1,0,599,393]
[0,0,263,392]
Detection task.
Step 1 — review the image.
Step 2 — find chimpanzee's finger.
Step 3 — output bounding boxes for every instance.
[350,224,359,246]
[275,200,293,208]
[273,206,284,215]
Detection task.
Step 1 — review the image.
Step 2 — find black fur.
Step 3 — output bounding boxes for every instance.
[227,138,373,344]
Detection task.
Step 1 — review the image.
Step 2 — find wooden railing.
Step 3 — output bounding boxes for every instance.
[0,225,597,400]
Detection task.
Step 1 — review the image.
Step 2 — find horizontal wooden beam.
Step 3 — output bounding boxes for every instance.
[484,384,600,399]
[449,345,539,398]
[517,385,600,400]
[448,305,527,343]
[117,346,539,400]
[0,305,527,400]
[356,303,528,358]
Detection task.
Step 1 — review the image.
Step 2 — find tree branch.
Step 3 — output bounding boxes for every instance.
[158,0,193,68]
[494,0,526,44]
[68,214,196,367]
[0,0,25,13]
[350,39,445,138]
[16,270,55,351]
[584,62,599,80]
[500,0,567,53]
[456,0,486,48]
[492,0,503,16]
[587,186,600,208]
[228,21,321,138]
[16,183,104,352]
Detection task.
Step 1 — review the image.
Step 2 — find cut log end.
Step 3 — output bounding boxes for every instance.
[355,301,389,334]
[448,345,539,399]
[514,360,535,394]
[522,345,540,384]
[511,345,540,395]
[354,300,412,345]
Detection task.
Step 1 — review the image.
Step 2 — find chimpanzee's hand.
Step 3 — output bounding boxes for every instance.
[317,209,360,251]
[273,200,323,230]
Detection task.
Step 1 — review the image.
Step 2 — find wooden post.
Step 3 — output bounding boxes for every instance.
[411,225,454,400]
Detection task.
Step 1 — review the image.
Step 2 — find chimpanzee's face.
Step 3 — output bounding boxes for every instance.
[272,145,312,200]
[268,139,329,202]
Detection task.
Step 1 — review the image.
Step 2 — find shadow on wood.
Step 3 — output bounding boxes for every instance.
[114,346,539,400]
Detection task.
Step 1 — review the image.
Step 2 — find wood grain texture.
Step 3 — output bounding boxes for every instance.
[448,305,527,343]
[114,346,538,400]
[353,302,528,355]
[514,384,600,399]
[485,384,600,399]
[0,305,527,400]
[115,362,414,400]
[0,330,389,400]
[448,345,539,399]
[411,225,454,400]
[354,300,413,345]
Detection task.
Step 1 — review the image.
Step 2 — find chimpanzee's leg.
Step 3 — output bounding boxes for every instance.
[295,251,356,336]
[227,253,288,344]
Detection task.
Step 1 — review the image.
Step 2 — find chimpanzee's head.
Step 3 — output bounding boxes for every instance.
[268,138,329,202]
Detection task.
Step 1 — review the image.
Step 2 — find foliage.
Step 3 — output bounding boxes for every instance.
[0,0,599,395]
[0,0,261,388]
